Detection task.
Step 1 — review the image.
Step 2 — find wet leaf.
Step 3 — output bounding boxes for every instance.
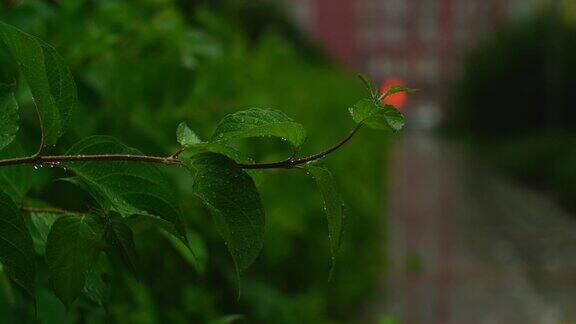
[64,136,186,240]
[212,108,306,149]
[349,99,405,131]
[184,152,265,271]
[0,21,77,146]
[306,165,344,260]
[176,122,202,146]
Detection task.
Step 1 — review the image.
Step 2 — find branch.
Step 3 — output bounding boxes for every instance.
[0,124,364,170]
[237,123,363,169]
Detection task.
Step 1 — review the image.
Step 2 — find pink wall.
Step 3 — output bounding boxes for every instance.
[312,0,358,67]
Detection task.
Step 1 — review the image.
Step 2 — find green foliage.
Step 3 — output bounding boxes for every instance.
[212,108,307,149]
[349,99,404,131]
[105,216,139,277]
[449,10,576,219]
[45,215,104,307]
[176,122,202,147]
[185,152,265,271]
[0,21,76,147]
[449,10,576,138]
[27,211,59,255]
[378,85,415,101]
[0,190,35,294]
[64,136,186,239]
[0,3,405,322]
[305,165,343,262]
[0,86,18,150]
[0,142,32,203]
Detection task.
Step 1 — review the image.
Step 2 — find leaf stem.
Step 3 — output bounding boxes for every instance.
[0,124,364,170]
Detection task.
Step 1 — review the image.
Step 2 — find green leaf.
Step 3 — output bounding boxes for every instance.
[0,142,32,203]
[357,74,376,98]
[163,229,206,274]
[0,86,18,150]
[0,190,36,294]
[0,21,77,146]
[45,215,104,307]
[28,212,60,255]
[184,153,264,271]
[180,142,264,185]
[83,255,110,306]
[212,108,307,149]
[176,122,201,146]
[64,136,186,240]
[378,85,416,101]
[306,165,344,260]
[349,99,405,131]
[380,104,405,131]
[105,216,138,277]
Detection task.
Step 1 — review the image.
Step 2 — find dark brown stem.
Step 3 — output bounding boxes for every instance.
[238,123,363,169]
[0,154,181,167]
[0,124,363,170]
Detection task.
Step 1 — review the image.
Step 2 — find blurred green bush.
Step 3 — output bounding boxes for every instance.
[0,1,390,323]
[448,8,576,212]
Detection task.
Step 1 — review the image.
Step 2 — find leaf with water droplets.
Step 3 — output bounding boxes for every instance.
[349,99,404,131]
[183,152,265,271]
[64,136,186,241]
[305,165,344,263]
[176,122,202,147]
[0,21,77,146]
[211,108,307,149]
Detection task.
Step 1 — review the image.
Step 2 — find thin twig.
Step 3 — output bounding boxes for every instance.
[0,124,364,170]
[238,123,363,169]
[170,146,188,159]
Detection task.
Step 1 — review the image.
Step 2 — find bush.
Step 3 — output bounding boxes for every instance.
[0,2,401,323]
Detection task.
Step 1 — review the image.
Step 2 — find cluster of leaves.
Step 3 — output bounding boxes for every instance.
[0,19,406,314]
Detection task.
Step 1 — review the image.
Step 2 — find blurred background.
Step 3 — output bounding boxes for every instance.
[2,0,576,323]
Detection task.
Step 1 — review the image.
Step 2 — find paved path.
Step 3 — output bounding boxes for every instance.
[367,134,576,324]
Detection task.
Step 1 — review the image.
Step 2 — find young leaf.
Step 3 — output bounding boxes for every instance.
[64,136,186,240]
[45,215,104,307]
[176,122,202,146]
[0,21,77,146]
[305,166,344,261]
[0,86,18,150]
[357,74,377,98]
[211,108,307,149]
[184,152,265,271]
[0,190,36,294]
[378,85,416,101]
[349,99,405,132]
[0,142,32,203]
[105,216,139,277]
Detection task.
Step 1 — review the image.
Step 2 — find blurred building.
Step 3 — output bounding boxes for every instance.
[285,0,537,102]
